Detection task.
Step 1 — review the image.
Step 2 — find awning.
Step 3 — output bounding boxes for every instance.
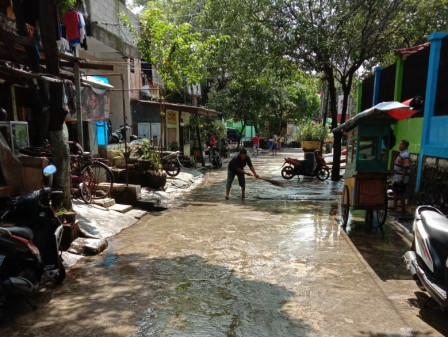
[81,75,114,89]
[131,99,219,117]
[332,100,420,133]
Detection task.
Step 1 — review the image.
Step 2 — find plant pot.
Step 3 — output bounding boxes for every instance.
[301,140,321,151]
[60,222,80,251]
[63,211,77,224]
[145,171,167,190]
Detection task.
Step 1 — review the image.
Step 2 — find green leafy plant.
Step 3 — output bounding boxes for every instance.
[296,123,331,142]
[55,207,69,217]
[131,139,162,170]
[169,141,179,151]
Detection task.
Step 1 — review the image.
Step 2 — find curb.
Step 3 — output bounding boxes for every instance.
[388,219,413,246]
[332,216,413,330]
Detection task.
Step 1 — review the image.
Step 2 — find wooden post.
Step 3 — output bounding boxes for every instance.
[74,60,83,148]
[121,74,129,186]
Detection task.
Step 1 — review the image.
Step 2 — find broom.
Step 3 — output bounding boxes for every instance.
[242,171,286,187]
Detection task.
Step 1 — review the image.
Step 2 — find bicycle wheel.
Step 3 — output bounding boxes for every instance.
[81,162,114,199]
[376,193,388,227]
[80,182,92,204]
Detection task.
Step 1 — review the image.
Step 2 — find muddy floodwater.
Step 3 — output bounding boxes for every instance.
[1,150,446,336]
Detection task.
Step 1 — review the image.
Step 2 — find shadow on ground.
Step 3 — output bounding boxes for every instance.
[0,254,311,337]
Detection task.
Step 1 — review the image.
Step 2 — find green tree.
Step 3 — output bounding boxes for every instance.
[123,2,225,94]
[264,0,442,180]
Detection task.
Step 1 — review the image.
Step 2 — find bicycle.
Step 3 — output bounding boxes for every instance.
[69,142,114,204]
[19,141,114,204]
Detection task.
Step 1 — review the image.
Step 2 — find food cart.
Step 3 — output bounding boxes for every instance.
[333,100,421,230]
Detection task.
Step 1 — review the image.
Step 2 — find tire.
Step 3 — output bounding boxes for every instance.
[376,192,388,227]
[341,185,350,226]
[164,160,180,177]
[80,182,92,204]
[317,167,330,181]
[281,166,294,180]
[81,162,114,199]
[54,257,66,285]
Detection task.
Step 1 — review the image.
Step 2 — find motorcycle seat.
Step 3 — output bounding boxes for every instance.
[421,211,448,265]
[0,226,34,241]
[421,210,448,238]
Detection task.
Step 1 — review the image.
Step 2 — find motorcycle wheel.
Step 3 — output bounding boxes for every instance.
[281,166,294,180]
[164,160,180,177]
[317,167,330,181]
[54,257,66,285]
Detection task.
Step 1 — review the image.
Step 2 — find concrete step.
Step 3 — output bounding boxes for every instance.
[68,237,108,256]
[136,198,169,212]
[126,209,148,219]
[109,203,133,213]
[93,198,116,208]
[97,183,141,205]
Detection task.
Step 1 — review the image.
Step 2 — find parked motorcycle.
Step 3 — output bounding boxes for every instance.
[109,124,140,144]
[281,150,330,181]
[0,165,65,310]
[403,205,448,308]
[210,146,222,169]
[161,151,182,177]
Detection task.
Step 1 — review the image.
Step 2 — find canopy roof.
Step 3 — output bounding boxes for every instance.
[332,101,420,133]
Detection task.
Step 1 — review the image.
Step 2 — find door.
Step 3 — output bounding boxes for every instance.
[151,123,161,147]
[138,123,150,139]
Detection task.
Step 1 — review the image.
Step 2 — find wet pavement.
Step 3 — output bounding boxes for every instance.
[1,150,447,336]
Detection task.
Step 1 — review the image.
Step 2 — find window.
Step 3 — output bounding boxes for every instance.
[130,58,135,73]
[358,137,378,161]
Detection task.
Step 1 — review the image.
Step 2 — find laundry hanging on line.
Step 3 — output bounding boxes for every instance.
[62,9,87,50]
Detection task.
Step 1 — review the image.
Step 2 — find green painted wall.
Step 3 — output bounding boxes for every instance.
[391,118,423,154]
[225,121,256,138]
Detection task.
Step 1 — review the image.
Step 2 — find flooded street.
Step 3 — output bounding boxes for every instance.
[1,150,446,336]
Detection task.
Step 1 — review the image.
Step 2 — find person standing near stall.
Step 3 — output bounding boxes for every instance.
[392,139,410,212]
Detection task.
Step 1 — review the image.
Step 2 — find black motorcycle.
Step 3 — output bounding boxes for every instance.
[210,146,222,169]
[161,151,182,177]
[404,205,448,308]
[0,165,65,309]
[109,124,140,144]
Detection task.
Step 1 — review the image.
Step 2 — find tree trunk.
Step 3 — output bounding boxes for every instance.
[331,74,355,182]
[39,0,71,209]
[326,69,341,181]
[237,119,246,151]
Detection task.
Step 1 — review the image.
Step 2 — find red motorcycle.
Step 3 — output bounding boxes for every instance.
[281,150,330,181]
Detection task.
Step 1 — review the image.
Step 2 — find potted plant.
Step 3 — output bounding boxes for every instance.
[55,207,79,251]
[131,139,167,189]
[169,141,179,151]
[296,123,330,151]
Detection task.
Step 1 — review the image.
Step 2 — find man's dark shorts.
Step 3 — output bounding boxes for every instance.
[227,169,245,188]
[393,181,407,195]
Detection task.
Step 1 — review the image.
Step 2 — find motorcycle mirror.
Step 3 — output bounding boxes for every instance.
[43,164,57,177]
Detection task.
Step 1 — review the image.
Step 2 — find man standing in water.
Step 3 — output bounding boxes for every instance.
[226,148,260,200]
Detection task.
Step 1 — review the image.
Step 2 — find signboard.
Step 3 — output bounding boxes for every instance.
[166,110,178,127]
